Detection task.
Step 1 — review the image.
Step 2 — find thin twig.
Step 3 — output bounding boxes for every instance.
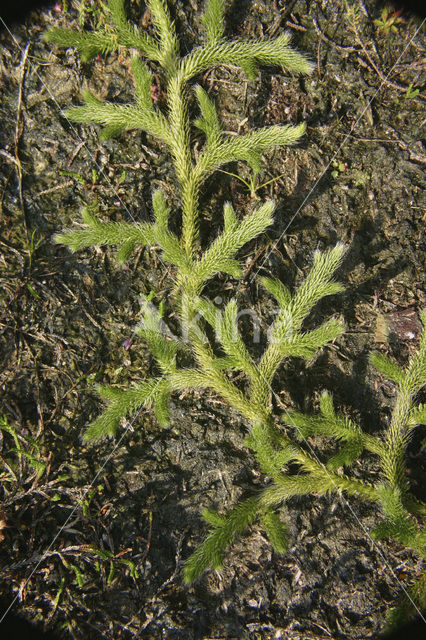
[311,16,357,52]
[349,16,426,100]
[33,180,75,198]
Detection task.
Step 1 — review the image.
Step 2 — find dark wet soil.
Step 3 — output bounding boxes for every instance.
[0,1,425,638]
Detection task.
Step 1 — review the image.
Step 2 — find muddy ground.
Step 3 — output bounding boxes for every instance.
[0,1,425,638]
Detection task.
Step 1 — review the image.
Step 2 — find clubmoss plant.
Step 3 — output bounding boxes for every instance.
[44,0,425,612]
[280,323,426,627]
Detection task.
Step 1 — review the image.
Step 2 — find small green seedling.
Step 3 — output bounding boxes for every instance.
[331,159,347,179]
[373,6,405,35]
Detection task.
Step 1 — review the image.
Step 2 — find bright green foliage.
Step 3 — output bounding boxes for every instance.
[46,0,344,578]
[261,509,290,554]
[253,244,346,406]
[280,316,426,628]
[184,497,261,583]
[145,0,179,74]
[190,201,274,288]
[369,352,405,384]
[195,123,307,177]
[181,34,313,81]
[189,314,425,605]
[55,202,155,262]
[136,296,179,374]
[201,0,225,45]
[281,319,426,526]
[194,85,221,147]
[46,2,424,618]
[64,89,171,142]
[84,379,168,440]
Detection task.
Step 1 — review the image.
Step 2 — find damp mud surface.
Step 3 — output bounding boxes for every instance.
[0,1,425,638]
